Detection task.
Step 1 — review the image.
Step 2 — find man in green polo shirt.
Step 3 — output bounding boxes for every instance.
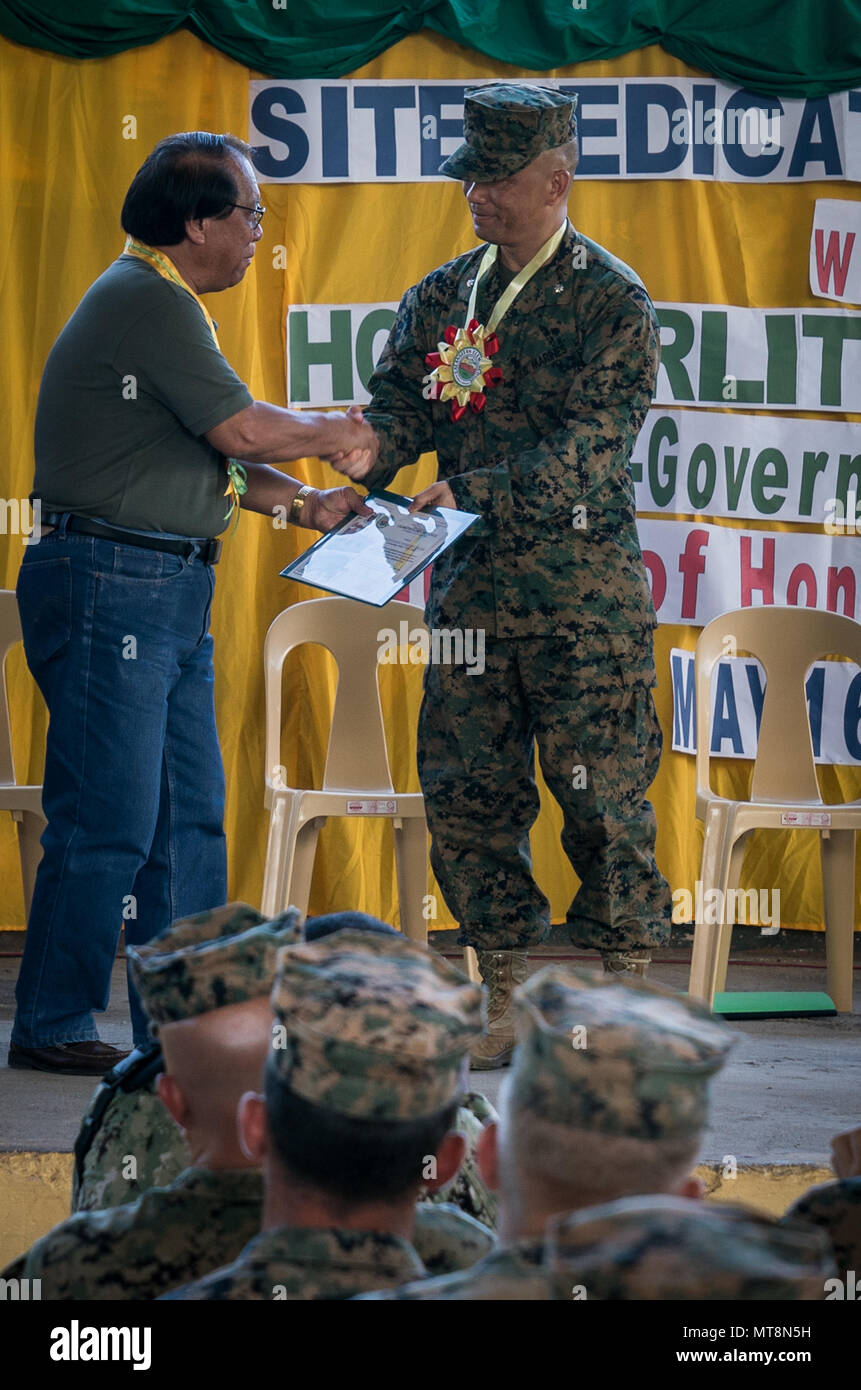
[10,131,375,1075]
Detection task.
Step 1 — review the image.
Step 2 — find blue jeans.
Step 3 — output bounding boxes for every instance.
[12,520,227,1048]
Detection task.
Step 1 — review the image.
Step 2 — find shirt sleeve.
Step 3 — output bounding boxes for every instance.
[445,284,660,529]
[361,284,436,493]
[112,286,254,438]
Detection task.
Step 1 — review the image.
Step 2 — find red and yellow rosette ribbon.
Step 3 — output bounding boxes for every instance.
[423,319,503,422]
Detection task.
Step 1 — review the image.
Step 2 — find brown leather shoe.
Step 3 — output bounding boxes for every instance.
[7,1040,131,1076]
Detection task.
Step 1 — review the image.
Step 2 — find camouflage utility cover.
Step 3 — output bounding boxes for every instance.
[269,928,484,1120]
[128,901,301,1028]
[509,965,735,1140]
[439,82,578,183]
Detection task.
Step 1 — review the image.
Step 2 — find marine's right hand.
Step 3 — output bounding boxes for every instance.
[323,405,377,480]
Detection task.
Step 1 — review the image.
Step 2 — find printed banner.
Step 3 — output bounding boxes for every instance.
[632,410,861,525]
[287,299,861,413]
[810,198,861,304]
[654,302,861,413]
[669,647,861,764]
[250,78,861,185]
[638,520,861,626]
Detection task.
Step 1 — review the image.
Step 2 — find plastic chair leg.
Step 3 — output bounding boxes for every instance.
[392,816,429,946]
[261,796,291,917]
[689,805,731,1005]
[285,818,324,917]
[15,810,45,921]
[713,833,749,994]
[820,829,856,1013]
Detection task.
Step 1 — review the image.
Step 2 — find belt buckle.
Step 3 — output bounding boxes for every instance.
[202,539,222,565]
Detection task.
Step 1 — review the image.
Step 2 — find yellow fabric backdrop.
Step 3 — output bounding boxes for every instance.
[1,27,858,931]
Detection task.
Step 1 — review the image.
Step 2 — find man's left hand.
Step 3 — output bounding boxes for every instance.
[302,486,374,532]
[409,481,456,513]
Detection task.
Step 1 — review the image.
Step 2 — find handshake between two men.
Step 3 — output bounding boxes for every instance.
[326,406,458,520]
[209,398,458,536]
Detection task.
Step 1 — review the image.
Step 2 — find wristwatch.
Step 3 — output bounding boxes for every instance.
[289,485,315,525]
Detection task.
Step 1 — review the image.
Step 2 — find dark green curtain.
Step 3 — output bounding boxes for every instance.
[0,0,859,96]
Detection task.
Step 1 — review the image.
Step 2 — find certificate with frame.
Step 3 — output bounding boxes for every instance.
[280,489,479,607]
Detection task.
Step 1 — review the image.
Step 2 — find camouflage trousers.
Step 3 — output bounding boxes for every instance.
[418,633,672,953]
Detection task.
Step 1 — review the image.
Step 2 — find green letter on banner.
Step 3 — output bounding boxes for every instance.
[289,309,354,404]
[656,309,695,401]
[765,315,797,405]
[699,311,764,404]
[355,308,397,391]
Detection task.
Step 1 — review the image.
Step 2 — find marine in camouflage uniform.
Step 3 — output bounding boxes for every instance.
[358,964,833,1300]
[361,1195,833,1301]
[73,909,499,1228]
[166,928,487,1299]
[73,1073,498,1231]
[3,1170,491,1300]
[344,82,671,1068]
[782,1177,861,1280]
[2,901,302,1299]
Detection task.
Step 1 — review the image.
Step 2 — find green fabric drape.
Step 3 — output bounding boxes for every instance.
[0,0,859,96]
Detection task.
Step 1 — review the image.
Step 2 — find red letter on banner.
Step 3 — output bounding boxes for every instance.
[740,535,775,606]
[678,529,710,620]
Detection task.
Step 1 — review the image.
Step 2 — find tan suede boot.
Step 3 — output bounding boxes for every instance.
[601,950,651,978]
[470,948,528,1070]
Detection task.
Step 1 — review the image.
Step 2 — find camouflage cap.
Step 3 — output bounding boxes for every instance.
[509,965,734,1141]
[128,902,303,1029]
[544,1195,834,1300]
[439,82,577,183]
[269,929,484,1121]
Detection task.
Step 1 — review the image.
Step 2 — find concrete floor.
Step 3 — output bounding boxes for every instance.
[0,927,858,1166]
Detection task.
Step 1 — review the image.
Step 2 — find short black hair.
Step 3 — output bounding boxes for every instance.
[264,1065,460,1203]
[121,131,253,246]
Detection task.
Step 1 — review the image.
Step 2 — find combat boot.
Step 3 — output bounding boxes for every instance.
[470,948,528,1070]
[601,950,650,978]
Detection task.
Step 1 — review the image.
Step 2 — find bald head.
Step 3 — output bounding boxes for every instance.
[157,995,274,1167]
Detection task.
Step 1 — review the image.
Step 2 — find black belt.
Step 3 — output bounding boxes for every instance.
[42,512,222,565]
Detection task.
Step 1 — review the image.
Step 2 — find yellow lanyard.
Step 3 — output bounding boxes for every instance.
[466,219,569,333]
[123,237,247,529]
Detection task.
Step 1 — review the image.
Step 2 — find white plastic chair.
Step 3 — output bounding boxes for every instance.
[260,596,433,945]
[0,590,45,920]
[688,607,861,1012]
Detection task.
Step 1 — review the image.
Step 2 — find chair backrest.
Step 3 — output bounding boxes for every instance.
[264,596,428,795]
[0,590,23,787]
[695,606,861,803]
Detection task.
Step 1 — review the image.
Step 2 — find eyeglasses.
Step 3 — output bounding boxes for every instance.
[227,202,266,229]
